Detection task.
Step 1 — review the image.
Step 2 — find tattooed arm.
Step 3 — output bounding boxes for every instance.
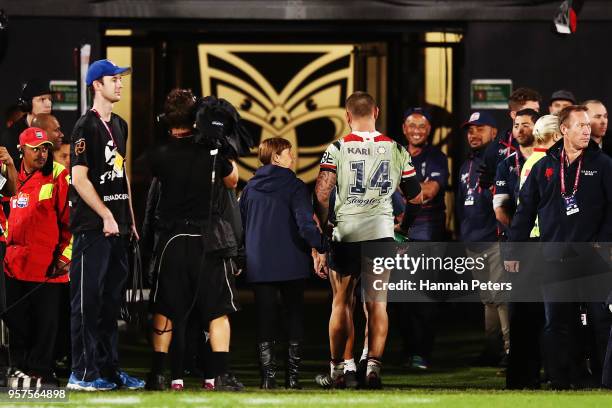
[314,170,337,230]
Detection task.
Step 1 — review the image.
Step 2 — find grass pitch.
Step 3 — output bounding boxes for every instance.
[18,289,611,407]
[59,389,612,408]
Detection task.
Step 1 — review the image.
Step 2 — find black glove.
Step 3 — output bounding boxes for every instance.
[477,162,495,190]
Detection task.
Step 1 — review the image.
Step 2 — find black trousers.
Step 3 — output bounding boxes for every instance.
[54,284,71,364]
[541,258,612,387]
[69,231,128,382]
[603,324,612,388]
[252,279,305,343]
[395,240,445,362]
[396,302,438,361]
[506,252,545,389]
[4,276,64,377]
[506,302,544,389]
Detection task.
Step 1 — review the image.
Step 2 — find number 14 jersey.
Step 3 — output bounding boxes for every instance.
[320,131,416,242]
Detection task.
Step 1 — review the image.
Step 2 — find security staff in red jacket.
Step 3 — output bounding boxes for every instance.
[3,127,71,386]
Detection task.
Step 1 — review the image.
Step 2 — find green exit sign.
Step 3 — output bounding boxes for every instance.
[471,79,512,110]
[50,80,78,111]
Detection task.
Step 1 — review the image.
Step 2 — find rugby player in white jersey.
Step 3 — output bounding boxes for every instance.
[314,91,422,389]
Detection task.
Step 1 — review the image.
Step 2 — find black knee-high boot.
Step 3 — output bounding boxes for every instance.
[285,341,301,389]
[258,341,276,389]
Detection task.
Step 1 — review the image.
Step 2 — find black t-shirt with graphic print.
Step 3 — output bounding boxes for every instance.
[70,110,131,234]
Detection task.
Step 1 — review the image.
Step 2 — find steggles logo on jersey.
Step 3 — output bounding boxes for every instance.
[198,44,354,184]
[346,196,384,206]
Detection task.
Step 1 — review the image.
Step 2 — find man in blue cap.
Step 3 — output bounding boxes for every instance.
[456,111,510,368]
[67,59,144,391]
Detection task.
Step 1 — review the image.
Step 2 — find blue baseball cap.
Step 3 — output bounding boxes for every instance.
[462,111,497,129]
[402,107,432,123]
[86,59,131,86]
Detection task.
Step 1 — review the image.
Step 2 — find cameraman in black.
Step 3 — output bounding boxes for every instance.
[145,89,242,391]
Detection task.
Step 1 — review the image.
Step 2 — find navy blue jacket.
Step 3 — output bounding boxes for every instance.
[495,150,526,206]
[510,139,612,243]
[483,129,519,176]
[494,150,526,236]
[240,165,327,283]
[409,144,448,240]
[456,147,498,242]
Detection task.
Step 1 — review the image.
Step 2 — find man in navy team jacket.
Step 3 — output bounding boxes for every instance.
[507,105,612,389]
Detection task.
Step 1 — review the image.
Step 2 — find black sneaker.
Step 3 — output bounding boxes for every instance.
[315,373,345,389]
[366,371,382,389]
[315,373,332,388]
[214,373,244,391]
[344,370,358,389]
[145,372,166,391]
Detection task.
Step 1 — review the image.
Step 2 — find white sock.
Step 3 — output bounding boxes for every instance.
[204,378,215,386]
[360,347,369,362]
[330,361,345,380]
[344,358,356,372]
[171,379,184,386]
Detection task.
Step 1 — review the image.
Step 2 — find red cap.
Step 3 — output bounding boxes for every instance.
[19,127,52,148]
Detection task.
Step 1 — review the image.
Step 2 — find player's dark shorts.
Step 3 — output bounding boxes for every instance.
[150,230,240,322]
[329,237,394,276]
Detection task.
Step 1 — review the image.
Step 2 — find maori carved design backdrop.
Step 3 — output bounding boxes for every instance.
[199,44,354,183]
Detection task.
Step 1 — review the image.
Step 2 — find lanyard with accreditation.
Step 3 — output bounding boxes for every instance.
[560,148,583,216]
[91,109,125,173]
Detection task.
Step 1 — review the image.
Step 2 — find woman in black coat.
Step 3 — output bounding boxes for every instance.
[240,137,327,389]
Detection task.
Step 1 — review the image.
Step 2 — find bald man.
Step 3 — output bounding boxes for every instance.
[31,113,63,152]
